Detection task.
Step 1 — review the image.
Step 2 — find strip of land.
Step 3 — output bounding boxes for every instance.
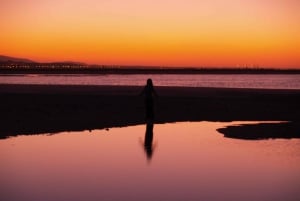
[0,84,300,139]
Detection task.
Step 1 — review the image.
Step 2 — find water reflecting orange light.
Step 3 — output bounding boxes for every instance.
[1,121,299,201]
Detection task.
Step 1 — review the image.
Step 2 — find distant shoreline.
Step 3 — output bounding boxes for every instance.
[1,67,300,74]
[1,55,299,74]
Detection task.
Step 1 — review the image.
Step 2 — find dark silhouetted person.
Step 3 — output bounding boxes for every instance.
[144,121,154,160]
[141,78,157,120]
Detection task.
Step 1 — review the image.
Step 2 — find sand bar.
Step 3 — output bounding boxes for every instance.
[1,84,300,138]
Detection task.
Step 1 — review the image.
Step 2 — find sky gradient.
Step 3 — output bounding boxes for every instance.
[1,0,299,68]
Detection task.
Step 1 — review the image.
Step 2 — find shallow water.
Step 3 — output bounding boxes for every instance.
[1,74,300,89]
[1,121,300,201]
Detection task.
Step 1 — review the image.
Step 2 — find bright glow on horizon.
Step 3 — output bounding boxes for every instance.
[1,0,299,68]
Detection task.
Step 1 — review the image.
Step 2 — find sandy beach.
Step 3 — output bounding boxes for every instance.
[0,84,300,139]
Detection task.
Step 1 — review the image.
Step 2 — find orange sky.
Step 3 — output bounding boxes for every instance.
[1,0,299,68]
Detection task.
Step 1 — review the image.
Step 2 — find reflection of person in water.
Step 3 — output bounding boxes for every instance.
[144,121,154,160]
[140,78,157,120]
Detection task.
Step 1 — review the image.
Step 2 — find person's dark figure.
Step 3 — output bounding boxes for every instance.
[144,121,154,160]
[141,78,157,120]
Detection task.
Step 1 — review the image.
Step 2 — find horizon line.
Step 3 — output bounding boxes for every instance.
[0,55,299,70]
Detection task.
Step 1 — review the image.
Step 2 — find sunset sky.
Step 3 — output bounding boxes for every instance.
[1,0,299,68]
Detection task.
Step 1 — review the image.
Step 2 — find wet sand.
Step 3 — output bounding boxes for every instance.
[0,84,300,139]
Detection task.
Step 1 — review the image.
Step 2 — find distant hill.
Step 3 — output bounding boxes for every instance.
[0,55,36,63]
[0,55,86,65]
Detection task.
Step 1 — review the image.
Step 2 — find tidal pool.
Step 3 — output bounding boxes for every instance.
[1,121,300,201]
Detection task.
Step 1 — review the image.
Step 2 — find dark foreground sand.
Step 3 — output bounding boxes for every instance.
[0,84,300,139]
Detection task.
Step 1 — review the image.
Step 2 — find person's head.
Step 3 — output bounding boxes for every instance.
[147,78,153,87]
